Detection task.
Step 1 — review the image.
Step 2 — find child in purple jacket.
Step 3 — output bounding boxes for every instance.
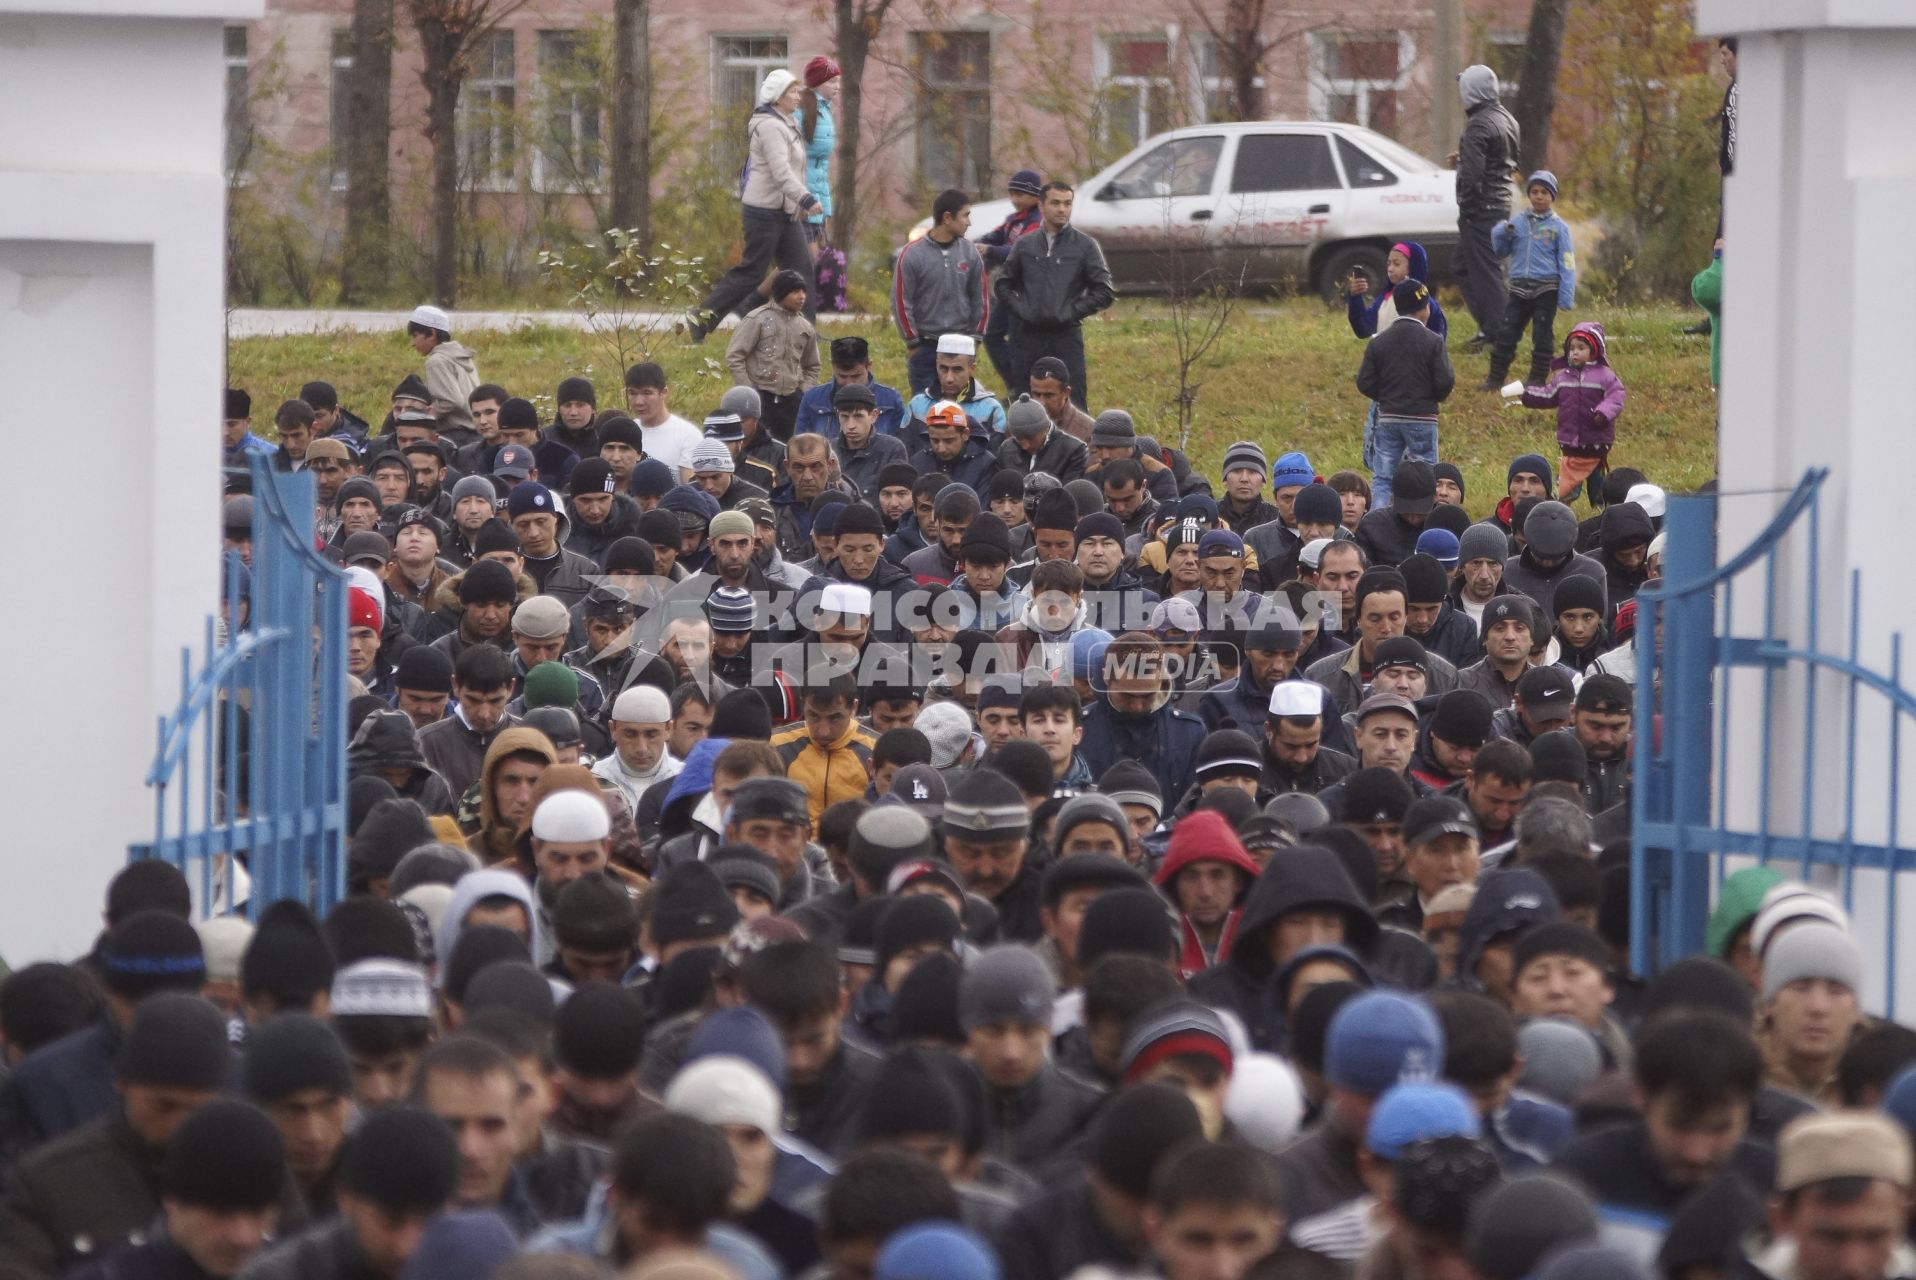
[1519,321,1626,507]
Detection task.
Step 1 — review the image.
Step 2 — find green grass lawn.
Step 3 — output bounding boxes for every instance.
[228,298,1718,521]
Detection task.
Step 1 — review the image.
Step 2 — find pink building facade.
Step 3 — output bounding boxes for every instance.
[224,0,1533,253]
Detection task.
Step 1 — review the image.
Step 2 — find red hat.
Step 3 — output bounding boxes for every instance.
[804,56,841,88]
[348,587,383,633]
[1153,810,1260,889]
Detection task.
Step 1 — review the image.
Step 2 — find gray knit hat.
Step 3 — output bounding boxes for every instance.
[959,944,1056,1031]
[1466,1174,1600,1280]
[1222,441,1268,479]
[1515,1017,1603,1107]
[451,475,497,506]
[1523,501,1580,558]
[1089,410,1137,449]
[1762,920,1863,1000]
[1053,793,1133,851]
[1459,523,1510,566]
[1006,395,1051,439]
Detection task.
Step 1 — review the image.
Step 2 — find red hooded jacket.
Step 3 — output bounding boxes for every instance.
[1153,811,1261,979]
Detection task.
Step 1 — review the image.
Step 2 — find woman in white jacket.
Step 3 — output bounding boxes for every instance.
[692,69,820,337]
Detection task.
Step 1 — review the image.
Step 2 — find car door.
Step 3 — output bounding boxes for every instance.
[1078,133,1227,290]
[1210,131,1348,290]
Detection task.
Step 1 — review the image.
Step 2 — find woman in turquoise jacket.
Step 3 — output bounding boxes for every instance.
[796,56,842,309]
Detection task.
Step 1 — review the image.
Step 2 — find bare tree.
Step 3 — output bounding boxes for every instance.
[1185,0,1326,122]
[340,0,394,303]
[609,0,652,251]
[1511,0,1570,174]
[827,0,901,266]
[1150,184,1243,449]
[409,0,525,305]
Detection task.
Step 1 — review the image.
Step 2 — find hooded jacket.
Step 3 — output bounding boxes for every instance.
[347,711,456,816]
[1522,324,1624,450]
[1456,68,1521,220]
[1187,846,1379,1049]
[1346,242,1451,340]
[465,728,560,867]
[1446,867,1559,994]
[1411,601,1485,669]
[1494,202,1577,307]
[1501,546,1608,619]
[1596,501,1654,617]
[438,865,548,984]
[423,341,479,437]
[1154,811,1259,978]
[996,424,1088,486]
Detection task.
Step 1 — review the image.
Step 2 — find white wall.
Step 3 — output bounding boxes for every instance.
[0,0,255,962]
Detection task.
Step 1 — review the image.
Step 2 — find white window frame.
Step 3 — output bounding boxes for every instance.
[224,25,251,179]
[1096,31,1177,153]
[330,30,353,192]
[711,34,791,121]
[533,30,604,194]
[1306,31,1414,133]
[460,29,518,193]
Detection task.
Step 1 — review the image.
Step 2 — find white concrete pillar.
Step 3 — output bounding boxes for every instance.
[1698,0,1916,1013]
[0,0,258,961]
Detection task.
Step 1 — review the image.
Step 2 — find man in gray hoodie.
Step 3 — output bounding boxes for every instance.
[1450,66,1522,346]
[408,304,480,442]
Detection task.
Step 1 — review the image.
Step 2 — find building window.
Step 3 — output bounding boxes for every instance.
[1099,35,1176,153]
[915,31,991,192]
[1485,31,1525,100]
[224,25,250,174]
[536,31,603,191]
[1308,32,1410,136]
[1193,34,1264,122]
[711,35,789,174]
[330,30,353,190]
[461,29,517,189]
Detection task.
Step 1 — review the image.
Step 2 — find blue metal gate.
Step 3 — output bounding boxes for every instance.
[128,456,348,917]
[1631,468,1916,1011]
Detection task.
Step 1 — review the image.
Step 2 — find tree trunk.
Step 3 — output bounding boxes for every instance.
[1222,0,1266,120]
[1512,0,1570,175]
[416,14,462,305]
[341,0,394,304]
[609,0,651,248]
[832,0,873,266]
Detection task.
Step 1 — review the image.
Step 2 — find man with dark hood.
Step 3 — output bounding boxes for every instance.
[1594,500,1654,620]
[1451,65,1522,345]
[1186,845,1381,1051]
[348,708,455,816]
[1445,867,1560,1004]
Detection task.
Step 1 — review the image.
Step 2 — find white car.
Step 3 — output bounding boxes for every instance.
[918,121,1460,302]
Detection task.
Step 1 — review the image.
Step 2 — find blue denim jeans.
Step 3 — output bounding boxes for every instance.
[1371,416,1439,511]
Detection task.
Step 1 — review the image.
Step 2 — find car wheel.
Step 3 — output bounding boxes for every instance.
[1315,244,1389,308]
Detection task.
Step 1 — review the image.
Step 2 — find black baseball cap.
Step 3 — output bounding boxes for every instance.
[1516,666,1576,721]
[1402,795,1480,848]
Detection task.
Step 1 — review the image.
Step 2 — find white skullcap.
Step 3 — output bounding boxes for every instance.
[343,564,384,601]
[197,916,256,984]
[936,334,978,357]
[1225,1052,1305,1153]
[611,685,672,724]
[1269,682,1325,717]
[665,1055,782,1134]
[1298,537,1334,570]
[819,581,874,618]
[1648,531,1667,561]
[1625,483,1667,518]
[531,789,611,842]
[409,304,452,334]
[330,958,434,1018]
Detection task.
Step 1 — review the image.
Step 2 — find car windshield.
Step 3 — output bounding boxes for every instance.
[1102,136,1224,200]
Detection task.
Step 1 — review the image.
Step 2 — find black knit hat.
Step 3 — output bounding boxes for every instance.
[1340,766,1415,825]
[394,645,454,694]
[959,513,1012,564]
[99,910,206,1000]
[1032,489,1081,534]
[1041,853,1148,910]
[1088,1083,1205,1198]
[341,1106,460,1214]
[859,1046,967,1142]
[551,874,639,952]
[1642,956,1755,1025]
[1466,1174,1600,1280]
[649,862,741,949]
[890,950,965,1046]
[555,982,647,1078]
[709,846,783,909]
[1529,731,1588,785]
[875,895,962,977]
[556,376,596,407]
[443,925,532,1005]
[243,1012,354,1101]
[1076,887,1177,969]
[1399,553,1449,606]
[1430,690,1495,749]
[464,961,557,1026]
[116,992,231,1089]
[1195,729,1263,783]
[348,797,435,893]
[164,1100,287,1210]
[459,558,518,604]
[1289,980,1364,1074]
[241,900,337,1006]
[1511,921,1612,979]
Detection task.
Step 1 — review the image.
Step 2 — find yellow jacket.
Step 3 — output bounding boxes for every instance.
[770,720,878,826]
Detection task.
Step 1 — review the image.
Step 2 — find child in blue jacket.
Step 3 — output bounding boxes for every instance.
[1485,170,1577,388]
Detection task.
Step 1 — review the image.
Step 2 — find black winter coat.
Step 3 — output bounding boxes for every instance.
[1457,100,1522,219]
[993,226,1115,331]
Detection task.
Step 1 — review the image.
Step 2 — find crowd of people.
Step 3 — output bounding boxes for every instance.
[8,46,1853,1280]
